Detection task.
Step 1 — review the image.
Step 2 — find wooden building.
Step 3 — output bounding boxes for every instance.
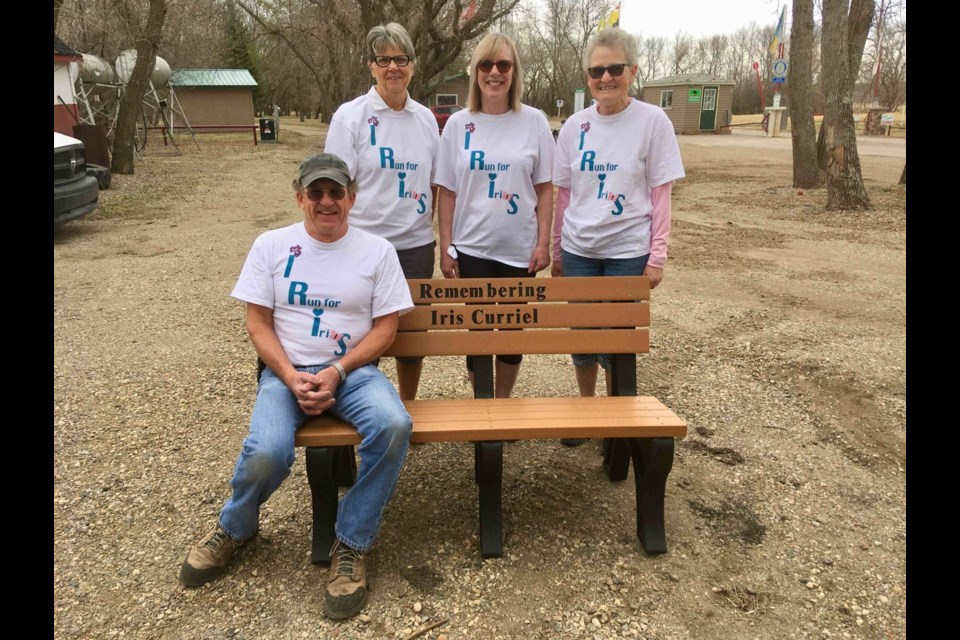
[640,74,735,134]
[168,69,258,126]
[430,71,469,106]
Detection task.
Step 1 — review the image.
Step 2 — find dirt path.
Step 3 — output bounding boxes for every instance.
[54,126,906,640]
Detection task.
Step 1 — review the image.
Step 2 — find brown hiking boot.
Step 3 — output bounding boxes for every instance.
[179,524,249,587]
[324,539,369,620]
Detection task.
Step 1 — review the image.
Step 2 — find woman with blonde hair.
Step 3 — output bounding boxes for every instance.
[434,32,554,398]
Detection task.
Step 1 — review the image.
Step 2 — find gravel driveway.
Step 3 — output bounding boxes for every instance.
[54,124,906,640]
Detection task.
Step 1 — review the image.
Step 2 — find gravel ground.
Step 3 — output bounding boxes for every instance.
[54,124,906,640]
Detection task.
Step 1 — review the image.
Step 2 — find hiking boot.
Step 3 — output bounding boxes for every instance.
[324,539,369,620]
[179,524,249,587]
[561,438,588,447]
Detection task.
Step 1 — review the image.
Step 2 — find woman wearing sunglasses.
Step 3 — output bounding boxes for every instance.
[435,32,554,399]
[551,28,685,442]
[324,23,439,401]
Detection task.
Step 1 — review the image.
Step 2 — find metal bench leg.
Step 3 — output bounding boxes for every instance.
[603,438,631,481]
[604,354,637,481]
[476,441,504,558]
[333,445,357,487]
[305,446,339,565]
[629,437,675,555]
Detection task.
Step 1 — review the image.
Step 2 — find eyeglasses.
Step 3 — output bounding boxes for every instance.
[373,55,412,67]
[304,187,347,201]
[477,59,514,73]
[586,64,628,79]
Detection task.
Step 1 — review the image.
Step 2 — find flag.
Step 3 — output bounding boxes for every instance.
[768,4,787,55]
[598,3,621,32]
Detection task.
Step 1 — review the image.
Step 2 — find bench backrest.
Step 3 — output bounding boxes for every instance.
[383,276,650,358]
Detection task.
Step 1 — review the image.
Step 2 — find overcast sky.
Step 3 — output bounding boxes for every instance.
[616,0,786,40]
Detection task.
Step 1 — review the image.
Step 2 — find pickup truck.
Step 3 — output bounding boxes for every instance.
[54,132,99,227]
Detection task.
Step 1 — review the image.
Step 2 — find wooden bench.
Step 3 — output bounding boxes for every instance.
[293,276,687,564]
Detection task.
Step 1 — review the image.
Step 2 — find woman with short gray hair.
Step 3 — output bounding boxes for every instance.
[552,27,685,443]
[324,22,439,401]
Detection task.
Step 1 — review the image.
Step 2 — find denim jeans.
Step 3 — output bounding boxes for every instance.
[219,364,412,551]
[560,248,649,369]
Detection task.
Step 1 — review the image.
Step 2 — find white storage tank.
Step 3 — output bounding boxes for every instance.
[79,53,116,95]
[114,50,171,88]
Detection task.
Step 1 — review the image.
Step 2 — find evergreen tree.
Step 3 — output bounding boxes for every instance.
[223,0,265,110]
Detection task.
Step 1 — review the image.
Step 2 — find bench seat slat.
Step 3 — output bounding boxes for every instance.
[384,328,648,357]
[295,397,687,446]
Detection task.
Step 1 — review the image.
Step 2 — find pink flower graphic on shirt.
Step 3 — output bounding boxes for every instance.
[465,122,476,133]
[581,122,591,132]
[290,245,302,257]
[367,116,379,127]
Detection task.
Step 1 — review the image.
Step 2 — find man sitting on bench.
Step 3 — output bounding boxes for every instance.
[178,152,414,621]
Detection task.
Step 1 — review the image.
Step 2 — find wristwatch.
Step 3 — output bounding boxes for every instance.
[332,362,347,383]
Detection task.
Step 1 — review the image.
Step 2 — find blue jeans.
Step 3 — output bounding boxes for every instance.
[219,364,412,551]
[561,248,649,369]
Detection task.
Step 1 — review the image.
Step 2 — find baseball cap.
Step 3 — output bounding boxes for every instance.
[298,153,351,187]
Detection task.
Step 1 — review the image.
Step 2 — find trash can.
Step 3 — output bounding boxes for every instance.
[259,118,276,143]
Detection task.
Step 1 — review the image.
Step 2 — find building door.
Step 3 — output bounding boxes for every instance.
[699,86,718,130]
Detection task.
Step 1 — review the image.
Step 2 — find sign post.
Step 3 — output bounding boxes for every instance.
[556,99,564,118]
[574,88,585,113]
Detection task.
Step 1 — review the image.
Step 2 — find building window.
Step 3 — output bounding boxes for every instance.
[660,90,674,110]
[436,94,458,106]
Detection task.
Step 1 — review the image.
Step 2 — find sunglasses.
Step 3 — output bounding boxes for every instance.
[586,64,628,79]
[373,55,412,68]
[478,59,514,73]
[304,187,347,201]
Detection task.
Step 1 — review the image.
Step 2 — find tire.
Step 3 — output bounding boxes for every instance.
[87,163,112,190]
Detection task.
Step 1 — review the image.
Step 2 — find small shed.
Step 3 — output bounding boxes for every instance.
[168,69,258,126]
[431,71,469,106]
[640,74,735,134]
[54,35,82,136]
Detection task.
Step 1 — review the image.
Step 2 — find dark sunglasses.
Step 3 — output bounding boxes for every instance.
[586,63,627,79]
[304,187,347,201]
[478,59,513,73]
[373,55,412,68]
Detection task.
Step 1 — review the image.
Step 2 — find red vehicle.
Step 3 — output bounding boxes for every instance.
[430,104,464,132]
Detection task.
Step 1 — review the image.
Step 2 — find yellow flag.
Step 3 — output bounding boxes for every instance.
[769,5,787,55]
[598,3,621,32]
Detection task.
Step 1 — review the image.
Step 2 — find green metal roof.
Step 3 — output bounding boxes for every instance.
[170,69,258,87]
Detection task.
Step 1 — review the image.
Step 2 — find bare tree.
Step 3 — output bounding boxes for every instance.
[235,0,522,118]
[788,0,823,188]
[111,0,168,174]
[638,36,667,83]
[669,31,693,75]
[54,0,66,31]
[705,34,727,76]
[819,0,873,209]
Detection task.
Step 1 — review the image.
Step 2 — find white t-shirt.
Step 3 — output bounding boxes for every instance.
[434,104,554,268]
[231,223,414,367]
[553,100,685,259]
[324,87,439,251]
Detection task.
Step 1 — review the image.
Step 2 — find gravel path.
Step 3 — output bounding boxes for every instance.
[54,125,906,640]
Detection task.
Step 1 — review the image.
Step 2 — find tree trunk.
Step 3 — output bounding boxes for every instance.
[111,0,168,175]
[821,0,872,210]
[788,0,823,188]
[817,0,875,173]
[898,164,905,185]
